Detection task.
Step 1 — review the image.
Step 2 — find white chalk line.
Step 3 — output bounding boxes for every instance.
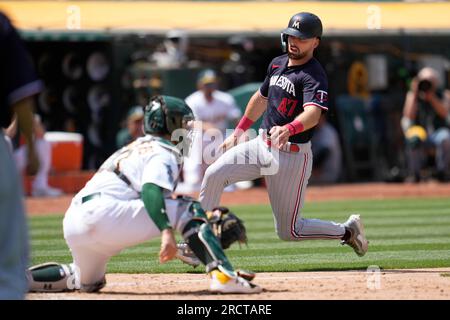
[106,273,370,287]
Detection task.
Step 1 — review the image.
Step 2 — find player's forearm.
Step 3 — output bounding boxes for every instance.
[141,183,172,231]
[288,106,322,133]
[243,91,268,122]
[12,97,35,149]
[233,92,267,136]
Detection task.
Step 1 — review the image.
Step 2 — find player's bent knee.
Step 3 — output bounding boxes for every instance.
[276,231,295,241]
[275,223,301,241]
[27,262,80,292]
[203,162,226,183]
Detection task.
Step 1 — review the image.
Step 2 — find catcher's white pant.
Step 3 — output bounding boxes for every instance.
[63,195,189,287]
[200,132,345,241]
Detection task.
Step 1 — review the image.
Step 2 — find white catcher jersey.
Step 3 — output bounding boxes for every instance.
[80,135,183,200]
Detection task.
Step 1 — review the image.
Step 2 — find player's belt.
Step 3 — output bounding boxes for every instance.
[81,192,101,203]
[262,136,301,153]
[113,168,132,186]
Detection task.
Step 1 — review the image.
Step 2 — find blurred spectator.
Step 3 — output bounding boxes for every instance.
[0,11,41,300]
[222,35,254,88]
[401,67,450,182]
[221,35,268,89]
[180,69,243,192]
[116,106,145,149]
[310,117,343,184]
[6,115,63,197]
[151,29,189,68]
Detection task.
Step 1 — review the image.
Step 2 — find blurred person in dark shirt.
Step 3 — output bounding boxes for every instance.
[0,11,42,299]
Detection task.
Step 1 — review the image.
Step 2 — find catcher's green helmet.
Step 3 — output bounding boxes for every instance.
[144,95,194,135]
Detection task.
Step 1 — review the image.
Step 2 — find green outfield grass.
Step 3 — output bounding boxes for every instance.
[29,197,450,274]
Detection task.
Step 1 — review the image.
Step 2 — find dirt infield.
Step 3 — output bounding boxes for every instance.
[26,182,450,300]
[27,268,450,300]
[26,181,450,216]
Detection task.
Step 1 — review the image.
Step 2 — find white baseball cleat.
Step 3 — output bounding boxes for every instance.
[175,242,201,268]
[341,214,369,257]
[32,186,63,197]
[209,270,262,294]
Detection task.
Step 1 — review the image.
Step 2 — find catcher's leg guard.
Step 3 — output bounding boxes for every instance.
[181,202,235,278]
[27,262,80,292]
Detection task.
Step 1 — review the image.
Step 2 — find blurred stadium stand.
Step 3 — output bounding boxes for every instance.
[1,0,449,184]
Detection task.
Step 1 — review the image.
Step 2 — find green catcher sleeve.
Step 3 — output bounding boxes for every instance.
[141,182,172,231]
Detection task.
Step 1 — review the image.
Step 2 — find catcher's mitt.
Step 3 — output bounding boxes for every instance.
[208,207,247,249]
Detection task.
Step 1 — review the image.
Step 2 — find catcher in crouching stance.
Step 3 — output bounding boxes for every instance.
[27,96,261,294]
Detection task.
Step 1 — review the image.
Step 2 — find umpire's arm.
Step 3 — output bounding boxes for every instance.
[12,98,39,175]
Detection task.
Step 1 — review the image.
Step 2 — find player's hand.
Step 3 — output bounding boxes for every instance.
[159,228,177,263]
[218,134,238,153]
[269,126,290,149]
[410,77,419,96]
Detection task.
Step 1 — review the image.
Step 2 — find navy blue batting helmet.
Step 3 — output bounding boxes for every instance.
[281,12,323,52]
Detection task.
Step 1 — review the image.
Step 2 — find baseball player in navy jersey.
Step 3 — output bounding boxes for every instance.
[198,12,369,256]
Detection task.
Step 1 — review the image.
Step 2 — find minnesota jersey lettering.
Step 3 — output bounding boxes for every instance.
[269,75,296,96]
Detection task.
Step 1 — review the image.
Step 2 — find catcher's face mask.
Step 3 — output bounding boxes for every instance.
[171,116,196,157]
